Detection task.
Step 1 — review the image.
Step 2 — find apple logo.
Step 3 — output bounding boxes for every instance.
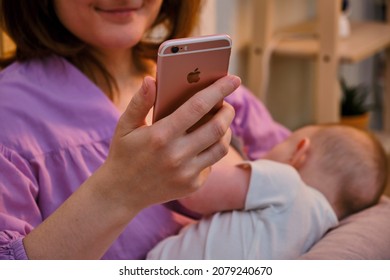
[187,68,201,83]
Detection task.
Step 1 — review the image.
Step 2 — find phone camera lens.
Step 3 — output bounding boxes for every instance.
[171,46,179,53]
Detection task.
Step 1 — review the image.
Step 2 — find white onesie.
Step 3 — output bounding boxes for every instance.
[147,160,338,259]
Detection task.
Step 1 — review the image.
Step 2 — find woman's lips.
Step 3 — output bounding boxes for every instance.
[95,7,138,23]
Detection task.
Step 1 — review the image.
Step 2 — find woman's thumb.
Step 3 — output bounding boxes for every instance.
[117,76,156,135]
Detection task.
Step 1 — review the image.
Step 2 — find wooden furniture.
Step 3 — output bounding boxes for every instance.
[248,0,390,130]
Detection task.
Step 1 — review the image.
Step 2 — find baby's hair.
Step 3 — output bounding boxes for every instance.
[310,125,387,217]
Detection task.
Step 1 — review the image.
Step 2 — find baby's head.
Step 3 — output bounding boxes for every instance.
[264,124,388,219]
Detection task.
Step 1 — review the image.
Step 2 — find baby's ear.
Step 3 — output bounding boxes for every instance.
[289,138,311,169]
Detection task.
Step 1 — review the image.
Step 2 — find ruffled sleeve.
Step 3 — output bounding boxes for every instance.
[0,231,28,260]
[226,86,291,160]
[0,145,41,260]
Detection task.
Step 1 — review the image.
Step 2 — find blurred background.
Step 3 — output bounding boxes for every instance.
[199,0,389,131]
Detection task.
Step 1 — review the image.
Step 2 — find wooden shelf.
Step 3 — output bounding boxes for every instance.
[274,21,390,63]
[248,0,390,129]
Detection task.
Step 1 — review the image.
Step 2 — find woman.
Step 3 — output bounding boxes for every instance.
[0,0,288,259]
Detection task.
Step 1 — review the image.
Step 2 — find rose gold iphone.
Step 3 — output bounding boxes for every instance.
[153,34,232,125]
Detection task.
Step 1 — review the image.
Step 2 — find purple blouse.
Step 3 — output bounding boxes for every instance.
[0,56,289,259]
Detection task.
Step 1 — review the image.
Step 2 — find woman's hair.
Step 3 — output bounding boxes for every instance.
[312,125,388,217]
[0,0,203,99]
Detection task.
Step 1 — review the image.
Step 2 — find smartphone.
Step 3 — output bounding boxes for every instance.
[153,34,232,125]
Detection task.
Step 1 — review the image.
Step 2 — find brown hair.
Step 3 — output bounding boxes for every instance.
[312,125,388,217]
[0,0,203,99]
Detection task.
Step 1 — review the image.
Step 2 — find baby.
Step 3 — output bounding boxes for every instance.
[147,124,388,259]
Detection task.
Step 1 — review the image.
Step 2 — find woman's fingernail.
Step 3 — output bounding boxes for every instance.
[230,75,241,88]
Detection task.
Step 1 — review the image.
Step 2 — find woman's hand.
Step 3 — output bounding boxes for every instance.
[103,75,241,212]
[179,146,250,216]
[23,74,240,259]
